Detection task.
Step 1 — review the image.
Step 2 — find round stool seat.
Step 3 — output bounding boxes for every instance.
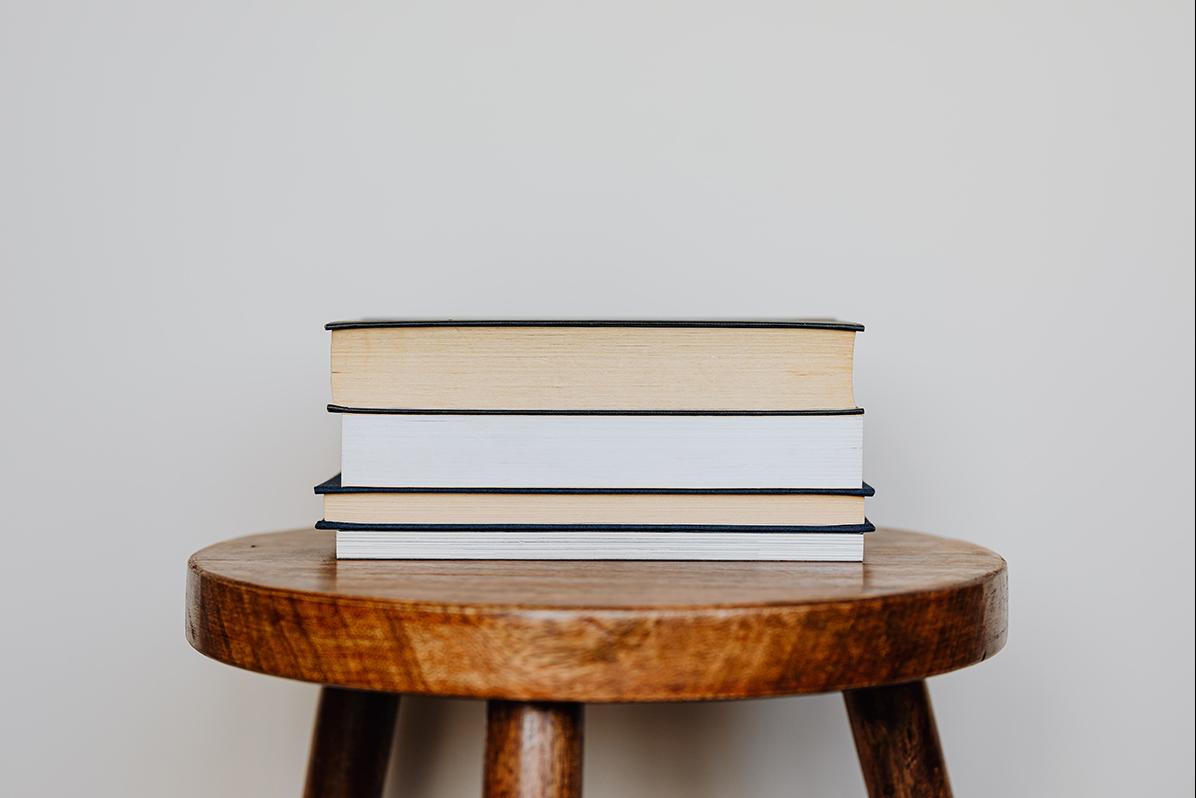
[187,528,1007,702]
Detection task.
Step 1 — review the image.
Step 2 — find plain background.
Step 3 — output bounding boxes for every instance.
[1,1,1192,795]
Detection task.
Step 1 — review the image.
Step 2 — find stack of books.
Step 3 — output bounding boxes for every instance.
[315,320,873,561]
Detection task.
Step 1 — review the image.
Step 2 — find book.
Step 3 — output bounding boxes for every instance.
[316,475,874,528]
[327,319,861,412]
[333,529,866,561]
[338,411,863,489]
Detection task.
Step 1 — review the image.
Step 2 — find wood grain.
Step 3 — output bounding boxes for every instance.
[185,528,1007,702]
[484,701,583,798]
[844,681,952,798]
[303,686,398,798]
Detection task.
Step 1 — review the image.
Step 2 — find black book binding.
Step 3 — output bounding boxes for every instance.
[315,474,875,497]
[316,519,876,534]
[328,405,865,416]
[327,319,864,331]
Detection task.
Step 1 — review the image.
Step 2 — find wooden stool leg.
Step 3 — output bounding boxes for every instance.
[844,680,952,798]
[303,686,400,798]
[484,701,583,798]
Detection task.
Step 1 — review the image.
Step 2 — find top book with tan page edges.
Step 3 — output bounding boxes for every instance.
[327,319,863,413]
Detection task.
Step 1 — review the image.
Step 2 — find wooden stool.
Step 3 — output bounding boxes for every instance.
[186,528,1007,797]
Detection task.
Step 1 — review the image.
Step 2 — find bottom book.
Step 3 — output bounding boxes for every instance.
[333,528,867,561]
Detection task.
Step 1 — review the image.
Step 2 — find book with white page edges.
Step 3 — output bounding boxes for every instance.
[338,411,863,489]
[334,530,866,561]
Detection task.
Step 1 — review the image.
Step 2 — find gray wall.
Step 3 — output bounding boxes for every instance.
[2,1,1192,795]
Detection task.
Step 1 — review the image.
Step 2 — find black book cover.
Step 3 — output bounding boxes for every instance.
[316,519,876,534]
[327,319,864,331]
[327,405,864,416]
[315,474,875,497]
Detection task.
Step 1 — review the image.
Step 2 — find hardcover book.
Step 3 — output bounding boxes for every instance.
[332,529,869,561]
[316,474,874,531]
[328,319,862,412]
[337,411,863,489]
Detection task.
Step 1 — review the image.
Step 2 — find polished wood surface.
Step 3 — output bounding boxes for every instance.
[186,528,1007,701]
[845,681,952,798]
[303,687,398,798]
[484,702,583,798]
